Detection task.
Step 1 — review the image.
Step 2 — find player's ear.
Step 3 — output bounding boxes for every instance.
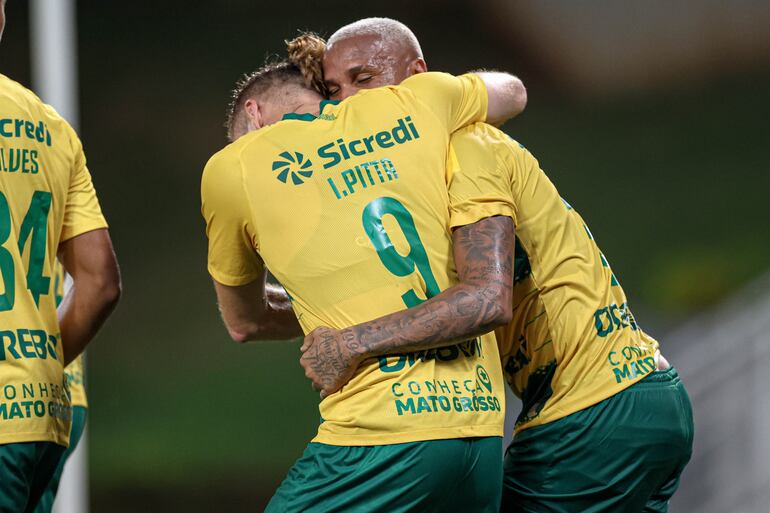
[409,58,428,75]
[244,98,263,131]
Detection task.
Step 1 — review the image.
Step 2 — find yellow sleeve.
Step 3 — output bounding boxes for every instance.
[201,150,264,286]
[400,72,488,133]
[60,129,108,242]
[447,124,517,229]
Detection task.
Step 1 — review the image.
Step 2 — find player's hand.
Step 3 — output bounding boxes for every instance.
[300,326,363,399]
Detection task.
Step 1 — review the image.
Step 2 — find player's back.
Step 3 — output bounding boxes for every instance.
[0,75,85,445]
[449,123,659,432]
[243,96,455,330]
[203,73,506,445]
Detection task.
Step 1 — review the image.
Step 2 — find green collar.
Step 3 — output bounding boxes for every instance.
[320,99,340,113]
[281,112,316,122]
[281,99,341,122]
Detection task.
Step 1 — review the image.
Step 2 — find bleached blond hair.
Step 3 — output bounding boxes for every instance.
[328,17,423,58]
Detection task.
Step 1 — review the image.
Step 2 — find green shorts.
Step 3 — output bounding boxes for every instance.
[266,437,503,513]
[0,441,65,513]
[33,406,88,513]
[502,367,694,513]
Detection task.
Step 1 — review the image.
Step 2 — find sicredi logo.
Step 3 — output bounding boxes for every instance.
[272,116,420,186]
[272,151,313,185]
[318,116,420,169]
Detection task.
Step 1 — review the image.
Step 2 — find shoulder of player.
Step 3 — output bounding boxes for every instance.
[450,123,526,158]
[330,74,463,116]
[201,126,276,188]
[0,75,84,166]
[339,72,459,107]
[449,124,537,189]
[202,143,242,185]
[399,71,459,91]
[0,75,74,133]
[0,73,38,102]
[451,122,517,144]
[331,85,398,112]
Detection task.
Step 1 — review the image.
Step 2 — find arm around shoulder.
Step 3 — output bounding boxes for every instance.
[475,71,527,126]
[300,215,515,397]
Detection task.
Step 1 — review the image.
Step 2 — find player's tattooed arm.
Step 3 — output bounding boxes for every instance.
[300,216,514,397]
[214,269,303,342]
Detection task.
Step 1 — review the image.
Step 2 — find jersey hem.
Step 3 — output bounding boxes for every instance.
[312,424,503,446]
[450,204,516,230]
[59,221,109,243]
[0,431,69,448]
[207,265,261,287]
[513,368,654,434]
[70,396,88,408]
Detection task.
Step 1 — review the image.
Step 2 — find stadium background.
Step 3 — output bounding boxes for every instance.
[2,1,769,511]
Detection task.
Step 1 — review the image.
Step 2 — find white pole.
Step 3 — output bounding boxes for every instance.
[29,2,89,513]
[29,0,79,128]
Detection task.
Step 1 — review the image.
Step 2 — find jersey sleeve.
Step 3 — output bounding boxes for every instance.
[447,124,517,229]
[400,72,488,133]
[60,130,108,242]
[201,150,264,286]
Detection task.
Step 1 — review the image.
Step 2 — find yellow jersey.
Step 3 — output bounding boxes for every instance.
[0,75,106,446]
[53,262,87,408]
[447,123,660,432]
[202,72,510,446]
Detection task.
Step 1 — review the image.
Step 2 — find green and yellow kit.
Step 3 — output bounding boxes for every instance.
[447,122,660,432]
[0,74,106,448]
[448,122,693,511]
[202,72,511,447]
[33,262,89,513]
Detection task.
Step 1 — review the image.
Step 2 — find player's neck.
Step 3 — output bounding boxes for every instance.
[294,101,320,117]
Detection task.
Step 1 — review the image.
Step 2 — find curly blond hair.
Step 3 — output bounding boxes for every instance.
[286,32,327,97]
[225,32,328,141]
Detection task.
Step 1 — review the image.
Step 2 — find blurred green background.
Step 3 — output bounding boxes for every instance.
[2,1,768,511]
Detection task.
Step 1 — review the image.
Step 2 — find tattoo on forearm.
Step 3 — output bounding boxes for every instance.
[344,216,515,359]
[305,329,353,389]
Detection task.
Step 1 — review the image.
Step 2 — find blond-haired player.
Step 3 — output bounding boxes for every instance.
[0,2,120,511]
[202,44,528,509]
